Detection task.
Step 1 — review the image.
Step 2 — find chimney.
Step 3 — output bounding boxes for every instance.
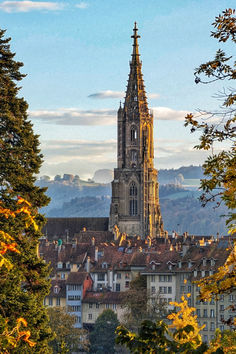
[95,247,98,262]
[91,237,95,246]
[86,256,91,273]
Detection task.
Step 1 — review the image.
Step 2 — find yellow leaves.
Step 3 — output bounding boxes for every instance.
[1,317,36,351]
[0,197,38,271]
[168,294,204,348]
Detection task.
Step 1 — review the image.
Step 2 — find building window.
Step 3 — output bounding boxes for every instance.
[220,325,224,331]
[117,273,121,279]
[97,273,105,281]
[151,286,156,294]
[116,283,120,292]
[48,297,53,306]
[203,322,208,331]
[151,275,155,282]
[210,309,215,318]
[96,303,99,309]
[54,286,59,294]
[130,200,137,216]
[159,286,168,294]
[131,127,137,142]
[68,295,81,301]
[159,275,172,282]
[220,295,224,301]
[203,309,208,318]
[129,182,138,216]
[56,298,60,306]
[125,273,130,279]
[203,335,208,342]
[210,322,215,331]
[112,304,117,310]
[88,314,92,320]
[125,281,130,288]
[131,150,137,162]
[180,286,185,293]
[61,273,65,280]
[89,303,93,309]
[67,284,81,291]
[57,262,63,269]
[220,305,224,311]
[188,285,191,292]
[69,305,81,312]
[106,304,109,309]
[197,309,201,317]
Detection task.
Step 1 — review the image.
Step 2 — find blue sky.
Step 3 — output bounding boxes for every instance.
[1,0,234,178]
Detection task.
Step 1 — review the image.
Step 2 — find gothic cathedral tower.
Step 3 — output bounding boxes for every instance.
[109,23,163,238]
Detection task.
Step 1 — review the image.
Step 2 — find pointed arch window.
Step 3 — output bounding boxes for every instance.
[129,182,138,216]
[131,127,137,143]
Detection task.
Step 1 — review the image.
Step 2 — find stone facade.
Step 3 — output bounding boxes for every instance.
[109,23,163,238]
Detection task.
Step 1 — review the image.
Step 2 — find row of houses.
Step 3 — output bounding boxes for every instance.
[40,230,235,343]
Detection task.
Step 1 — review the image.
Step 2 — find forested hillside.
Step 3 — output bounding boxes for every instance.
[37,167,227,236]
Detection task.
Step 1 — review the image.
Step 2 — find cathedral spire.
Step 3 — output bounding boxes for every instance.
[125,22,149,116]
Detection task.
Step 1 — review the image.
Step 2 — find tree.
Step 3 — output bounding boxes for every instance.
[116,294,208,353]
[184,8,236,229]
[48,307,89,353]
[0,28,52,352]
[89,309,119,354]
[185,9,236,302]
[122,274,167,331]
[0,199,36,352]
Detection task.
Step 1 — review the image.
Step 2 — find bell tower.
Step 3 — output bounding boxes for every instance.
[109,23,163,238]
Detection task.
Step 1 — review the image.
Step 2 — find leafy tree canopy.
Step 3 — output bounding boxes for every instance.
[89,309,119,354]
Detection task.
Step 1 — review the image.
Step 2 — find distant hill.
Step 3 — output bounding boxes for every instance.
[37,166,228,236]
[158,165,204,184]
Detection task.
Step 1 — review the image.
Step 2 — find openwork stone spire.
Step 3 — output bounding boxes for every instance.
[109,23,164,239]
[125,22,149,117]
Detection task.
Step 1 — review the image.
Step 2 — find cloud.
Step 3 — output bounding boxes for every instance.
[148,93,160,99]
[88,90,160,100]
[0,0,64,12]
[39,139,116,179]
[75,1,88,9]
[152,107,188,121]
[88,91,124,99]
[29,108,116,126]
[29,106,189,126]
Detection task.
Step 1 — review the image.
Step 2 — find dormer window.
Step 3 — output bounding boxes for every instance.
[102,262,108,269]
[178,261,182,269]
[210,259,215,266]
[66,262,70,269]
[194,270,197,277]
[202,258,206,267]
[54,286,59,294]
[188,260,192,268]
[57,262,63,269]
[152,264,156,270]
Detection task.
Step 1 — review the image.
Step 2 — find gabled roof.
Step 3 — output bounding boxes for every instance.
[83,291,123,304]
[66,271,91,285]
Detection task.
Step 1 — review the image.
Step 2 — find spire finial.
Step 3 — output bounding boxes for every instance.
[131,22,140,63]
[132,21,140,40]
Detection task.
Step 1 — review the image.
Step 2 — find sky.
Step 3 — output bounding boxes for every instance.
[1,0,234,179]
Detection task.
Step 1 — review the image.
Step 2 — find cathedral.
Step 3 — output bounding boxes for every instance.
[109,23,164,238]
